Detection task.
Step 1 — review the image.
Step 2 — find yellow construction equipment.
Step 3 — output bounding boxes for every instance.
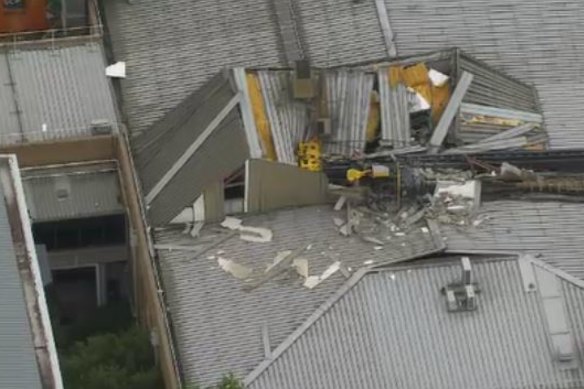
[298,140,322,172]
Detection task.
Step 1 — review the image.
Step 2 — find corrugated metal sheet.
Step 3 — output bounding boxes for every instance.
[442,200,584,280]
[154,205,443,387]
[147,109,249,225]
[383,0,584,149]
[22,168,124,222]
[0,178,43,389]
[379,68,410,148]
[324,70,374,156]
[458,52,539,113]
[249,258,584,389]
[258,70,308,165]
[0,43,118,144]
[245,160,328,213]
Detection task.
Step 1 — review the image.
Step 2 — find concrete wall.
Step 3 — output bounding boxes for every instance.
[115,134,181,389]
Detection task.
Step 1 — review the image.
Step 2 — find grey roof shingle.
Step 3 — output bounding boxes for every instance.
[384,0,584,149]
[441,200,584,280]
[0,42,118,144]
[247,256,584,389]
[154,205,444,386]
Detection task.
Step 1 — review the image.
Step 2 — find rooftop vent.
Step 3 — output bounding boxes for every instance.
[441,257,480,313]
[90,120,114,135]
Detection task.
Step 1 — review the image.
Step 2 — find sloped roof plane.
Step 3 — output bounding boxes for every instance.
[153,205,444,386]
[246,256,584,389]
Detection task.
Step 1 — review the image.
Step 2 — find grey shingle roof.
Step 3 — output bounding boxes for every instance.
[105,0,584,149]
[0,41,118,144]
[247,256,584,389]
[102,0,387,135]
[442,200,584,280]
[0,175,43,389]
[154,205,444,386]
[384,0,584,149]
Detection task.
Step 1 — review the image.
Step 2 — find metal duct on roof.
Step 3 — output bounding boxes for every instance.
[378,67,410,148]
[258,70,309,165]
[324,70,374,156]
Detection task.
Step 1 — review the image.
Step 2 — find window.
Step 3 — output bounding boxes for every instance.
[33,215,126,251]
[3,0,24,10]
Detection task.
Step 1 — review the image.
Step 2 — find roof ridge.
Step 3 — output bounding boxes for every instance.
[528,255,584,290]
[243,267,369,386]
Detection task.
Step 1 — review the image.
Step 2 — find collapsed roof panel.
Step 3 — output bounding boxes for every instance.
[154,205,444,386]
[242,48,547,164]
[457,52,539,113]
[257,70,308,165]
[246,256,584,389]
[135,72,237,192]
[133,71,251,225]
[324,70,374,156]
[381,0,584,149]
[147,109,249,225]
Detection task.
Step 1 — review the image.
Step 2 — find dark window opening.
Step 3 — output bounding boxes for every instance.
[3,0,24,10]
[33,214,126,251]
[224,167,245,200]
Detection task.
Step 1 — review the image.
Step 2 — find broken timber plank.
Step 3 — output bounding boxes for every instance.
[429,71,473,152]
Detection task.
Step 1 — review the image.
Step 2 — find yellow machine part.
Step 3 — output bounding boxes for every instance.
[366,91,381,142]
[347,168,371,183]
[298,140,322,172]
[246,72,277,161]
[431,83,451,124]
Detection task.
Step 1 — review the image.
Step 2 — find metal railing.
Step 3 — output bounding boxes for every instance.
[0,125,118,146]
[0,0,103,48]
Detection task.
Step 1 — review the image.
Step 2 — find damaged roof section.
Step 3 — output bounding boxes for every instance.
[238,48,546,167]
[133,72,250,225]
[153,205,444,386]
[246,255,584,389]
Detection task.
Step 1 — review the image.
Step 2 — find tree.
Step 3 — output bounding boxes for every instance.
[61,326,162,389]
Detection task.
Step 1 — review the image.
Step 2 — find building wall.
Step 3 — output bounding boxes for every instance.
[115,133,181,389]
[0,0,48,34]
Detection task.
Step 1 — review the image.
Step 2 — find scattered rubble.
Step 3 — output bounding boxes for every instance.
[221,216,273,243]
[304,261,341,289]
[217,257,253,280]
